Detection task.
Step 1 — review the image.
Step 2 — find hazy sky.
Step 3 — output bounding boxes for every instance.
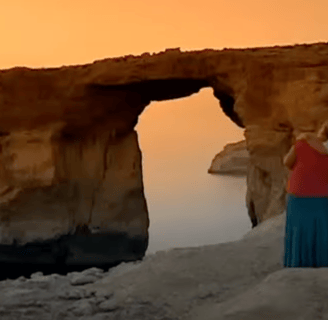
[1,0,327,156]
[1,0,327,69]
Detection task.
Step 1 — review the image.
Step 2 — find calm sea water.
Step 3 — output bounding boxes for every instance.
[135,88,252,255]
[144,172,251,255]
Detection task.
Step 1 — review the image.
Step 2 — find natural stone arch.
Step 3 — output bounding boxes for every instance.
[0,78,241,279]
[0,43,328,278]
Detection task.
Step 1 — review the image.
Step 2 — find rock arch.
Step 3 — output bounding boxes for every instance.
[0,43,328,277]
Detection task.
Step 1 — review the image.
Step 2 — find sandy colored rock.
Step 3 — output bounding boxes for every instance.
[1,42,328,273]
[208,140,249,175]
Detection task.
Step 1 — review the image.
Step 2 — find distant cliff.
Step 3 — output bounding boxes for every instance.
[208,140,249,176]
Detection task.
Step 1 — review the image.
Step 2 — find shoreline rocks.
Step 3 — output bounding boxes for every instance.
[208,140,249,176]
[2,211,328,319]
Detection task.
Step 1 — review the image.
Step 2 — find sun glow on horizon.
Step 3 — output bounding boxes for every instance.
[0,0,327,69]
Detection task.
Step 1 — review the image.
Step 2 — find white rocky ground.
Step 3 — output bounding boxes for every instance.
[1,211,327,319]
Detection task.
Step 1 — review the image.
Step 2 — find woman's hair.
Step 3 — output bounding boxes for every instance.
[292,106,328,139]
[318,120,328,140]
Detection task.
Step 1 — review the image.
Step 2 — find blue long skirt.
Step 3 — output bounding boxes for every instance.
[284,193,328,267]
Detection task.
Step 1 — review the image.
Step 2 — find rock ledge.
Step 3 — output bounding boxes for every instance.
[208,140,249,176]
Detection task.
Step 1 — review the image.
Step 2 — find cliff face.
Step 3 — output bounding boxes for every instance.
[208,140,249,175]
[1,43,328,272]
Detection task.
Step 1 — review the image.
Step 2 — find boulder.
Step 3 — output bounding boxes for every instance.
[208,140,249,175]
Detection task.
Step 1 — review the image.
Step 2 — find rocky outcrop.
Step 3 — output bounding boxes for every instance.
[1,42,328,275]
[0,126,149,277]
[1,212,328,319]
[208,140,249,175]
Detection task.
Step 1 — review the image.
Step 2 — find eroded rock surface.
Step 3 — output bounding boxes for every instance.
[0,127,148,278]
[208,140,249,175]
[1,43,328,273]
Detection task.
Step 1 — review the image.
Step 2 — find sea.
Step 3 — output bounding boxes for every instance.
[135,88,252,255]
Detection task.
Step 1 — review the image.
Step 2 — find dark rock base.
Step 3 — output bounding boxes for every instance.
[0,232,148,280]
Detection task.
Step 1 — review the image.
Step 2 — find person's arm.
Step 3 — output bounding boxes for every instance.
[283,145,297,170]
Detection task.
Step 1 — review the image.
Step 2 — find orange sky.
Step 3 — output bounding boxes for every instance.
[1,0,327,69]
[1,0,327,157]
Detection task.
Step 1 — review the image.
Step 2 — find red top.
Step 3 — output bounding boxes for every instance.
[287,139,328,196]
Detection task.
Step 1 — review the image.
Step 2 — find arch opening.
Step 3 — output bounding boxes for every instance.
[136,88,251,255]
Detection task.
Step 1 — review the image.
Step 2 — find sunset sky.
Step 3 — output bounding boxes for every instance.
[1,0,328,166]
[1,0,327,69]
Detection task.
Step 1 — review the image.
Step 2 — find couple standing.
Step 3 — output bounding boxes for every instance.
[283,120,328,267]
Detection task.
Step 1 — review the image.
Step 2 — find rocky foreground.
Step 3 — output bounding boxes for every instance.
[0,211,326,320]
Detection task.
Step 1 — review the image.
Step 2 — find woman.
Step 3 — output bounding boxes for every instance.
[283,120,328,267]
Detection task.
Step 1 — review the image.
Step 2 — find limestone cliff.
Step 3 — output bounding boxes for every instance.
[1,42,328,274]
[208,140,249,175]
